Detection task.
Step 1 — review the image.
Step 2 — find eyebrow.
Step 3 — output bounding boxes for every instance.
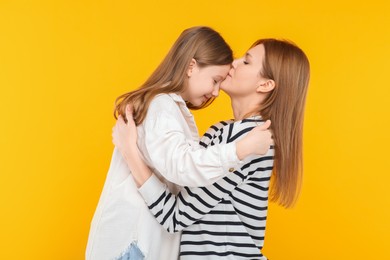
[245,53,252,59]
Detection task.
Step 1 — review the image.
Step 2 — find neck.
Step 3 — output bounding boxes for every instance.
[230,96,261,121]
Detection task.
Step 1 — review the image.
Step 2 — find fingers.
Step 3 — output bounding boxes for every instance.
[125,104,134,123]
[254,120,271,132]
[261,119,271,129]
[117,114,125,125]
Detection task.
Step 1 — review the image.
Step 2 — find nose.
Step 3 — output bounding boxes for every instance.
[211,84,220,97]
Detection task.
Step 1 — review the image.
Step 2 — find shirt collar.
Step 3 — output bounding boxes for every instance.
[168,93,186,104]
[168,93,193,117]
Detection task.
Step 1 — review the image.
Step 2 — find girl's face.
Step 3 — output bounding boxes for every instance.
[221,44,265,97]
[181,61,230,106]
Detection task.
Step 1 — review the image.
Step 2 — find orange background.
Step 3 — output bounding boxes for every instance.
[1,0,389,259]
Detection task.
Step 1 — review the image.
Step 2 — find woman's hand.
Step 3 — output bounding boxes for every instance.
[112,105,137,155]
[112,104,152,187]
[236,120,273,160]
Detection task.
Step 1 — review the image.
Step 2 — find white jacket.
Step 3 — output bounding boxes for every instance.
[86,93,241,260]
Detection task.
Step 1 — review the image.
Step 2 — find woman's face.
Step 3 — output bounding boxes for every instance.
[221,44,265,97]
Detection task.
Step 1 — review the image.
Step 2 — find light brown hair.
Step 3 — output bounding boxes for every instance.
[114,26,233,125]
[254,39,310,208]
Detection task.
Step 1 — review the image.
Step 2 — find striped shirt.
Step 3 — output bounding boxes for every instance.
[139,117,274,259]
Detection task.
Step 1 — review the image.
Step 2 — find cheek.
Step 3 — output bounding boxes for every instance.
[234,67,246,81]
[236,68,257,86]
[188,75,202,93]
[199,77,213,92]
[204,82,214,93]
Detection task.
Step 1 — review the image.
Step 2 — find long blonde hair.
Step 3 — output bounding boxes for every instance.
[254,39,310,208]
[114,26,233,125]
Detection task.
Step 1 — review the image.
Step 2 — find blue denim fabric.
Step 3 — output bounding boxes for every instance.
[116,242,144,260]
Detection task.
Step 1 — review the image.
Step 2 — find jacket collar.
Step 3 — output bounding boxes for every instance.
[168,93,192,117]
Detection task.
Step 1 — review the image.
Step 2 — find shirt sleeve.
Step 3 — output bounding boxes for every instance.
[138,152,274,233]
[143,108,242,187]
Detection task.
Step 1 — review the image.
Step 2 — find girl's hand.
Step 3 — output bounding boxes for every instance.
[112,105,137,155]
[236,120,273,160]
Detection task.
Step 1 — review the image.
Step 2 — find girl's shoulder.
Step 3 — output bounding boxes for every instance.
[151,93,176,105]
[148,93,180,113]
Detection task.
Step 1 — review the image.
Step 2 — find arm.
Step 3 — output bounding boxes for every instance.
[113,102,272,187]
[113,109,274,233]
[143,109,237,187]
[138,152,274,233]
[138,118,274,232]
[112,106,238,187]
[112,109,151,187]
[142,98,272,187]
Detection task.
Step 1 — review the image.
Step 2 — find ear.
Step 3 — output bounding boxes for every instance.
[186,58,197,77]
[256,79,275,93]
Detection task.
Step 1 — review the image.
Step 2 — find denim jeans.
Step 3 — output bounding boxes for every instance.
[116,242,144,260]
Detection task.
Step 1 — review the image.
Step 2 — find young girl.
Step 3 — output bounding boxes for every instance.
[86,27,272,260]
[113,38,310,259]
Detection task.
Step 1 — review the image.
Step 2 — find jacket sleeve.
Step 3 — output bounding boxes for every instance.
[138,151,274,233]
[143,109,242,187]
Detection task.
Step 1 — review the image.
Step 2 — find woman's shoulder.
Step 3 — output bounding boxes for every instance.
[234,116,265,129]
[200,120,233,146]
[208,120,234,132]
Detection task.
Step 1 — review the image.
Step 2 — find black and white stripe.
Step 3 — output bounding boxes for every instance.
[147,117,273,259]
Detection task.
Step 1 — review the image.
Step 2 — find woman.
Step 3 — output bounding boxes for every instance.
[113,38,310,259]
